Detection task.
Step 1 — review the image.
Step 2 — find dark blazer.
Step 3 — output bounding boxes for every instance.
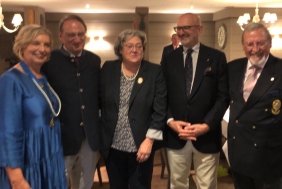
[100,59,167,159]
[162,43,229,153]
[160,44,175,64]
[228,54,282,179]
[42,48,101,156]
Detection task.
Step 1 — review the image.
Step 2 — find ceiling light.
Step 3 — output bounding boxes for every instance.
[86,4,90,9]
[237,1,277,30]
[0,0,23,33]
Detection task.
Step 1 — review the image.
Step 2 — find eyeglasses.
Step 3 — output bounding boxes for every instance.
[244,40,268,49]
[173,25,199,32]
[65,32,86,39]
[123,44,143,51]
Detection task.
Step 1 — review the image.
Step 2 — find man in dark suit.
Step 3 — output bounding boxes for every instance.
[162,13,229,188]
[160,33,180,64]
[42,15,101,189]
[228,22,282,189]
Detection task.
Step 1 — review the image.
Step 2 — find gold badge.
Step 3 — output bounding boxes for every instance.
[137,77,143,84]
[50,118,54,127]
[271,99,281,115]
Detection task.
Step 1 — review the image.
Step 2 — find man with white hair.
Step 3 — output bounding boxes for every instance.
[228,22,282,189]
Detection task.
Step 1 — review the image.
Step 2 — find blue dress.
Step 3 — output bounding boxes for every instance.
[0,68,67,189]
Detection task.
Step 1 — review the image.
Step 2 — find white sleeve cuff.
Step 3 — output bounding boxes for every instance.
[146,128,163,140]
[167,118,174,125]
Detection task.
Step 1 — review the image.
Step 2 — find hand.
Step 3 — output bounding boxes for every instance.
[178,123,210,140]
[167,120,191,134]
[5,167,31,189]
[136,138,154,163]
[11,178,31,189]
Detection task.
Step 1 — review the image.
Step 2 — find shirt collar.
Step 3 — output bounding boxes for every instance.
[61,45,82,57]
[183,42,200,54]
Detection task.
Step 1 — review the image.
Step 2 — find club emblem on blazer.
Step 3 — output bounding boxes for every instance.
[137,77,143,84]
[271,99,281,115]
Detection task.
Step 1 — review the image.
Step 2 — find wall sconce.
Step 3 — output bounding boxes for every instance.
[272,34,282,39]
[271,30,282,49]
[0,0,23,33]
[85,35,111,51]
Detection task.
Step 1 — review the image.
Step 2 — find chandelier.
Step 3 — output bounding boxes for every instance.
[0,0,23,33]
[237,1,277,30]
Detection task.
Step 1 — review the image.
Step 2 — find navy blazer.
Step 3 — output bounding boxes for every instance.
[162,43,229,153]
[100,59,167,159]
[228,54,282,179]
[42,49,101,156]
[160,44,175,64]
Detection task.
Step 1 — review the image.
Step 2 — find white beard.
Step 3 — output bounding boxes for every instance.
[249,55,266,67]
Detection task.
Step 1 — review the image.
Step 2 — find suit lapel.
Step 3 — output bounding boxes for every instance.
[166,47,186,96]
[111,61,122,110]
[129,60,148,107]
[169,44,174,52]
[189,44,211,100]
[174,47,186,92]
[234,59,247,104]
[239,55,277,116]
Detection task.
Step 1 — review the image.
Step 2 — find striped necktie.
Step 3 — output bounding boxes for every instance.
[243,65,262,101]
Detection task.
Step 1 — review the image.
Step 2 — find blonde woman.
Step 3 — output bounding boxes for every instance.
[0,25,67,189]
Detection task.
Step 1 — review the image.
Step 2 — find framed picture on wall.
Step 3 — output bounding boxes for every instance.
[218,24,227,49]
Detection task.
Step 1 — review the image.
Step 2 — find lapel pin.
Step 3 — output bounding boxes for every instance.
[271,77,274,81]
[207,59,209,61]
[137,77,143,84]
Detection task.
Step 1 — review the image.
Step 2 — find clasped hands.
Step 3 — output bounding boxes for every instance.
[168,120,210,141]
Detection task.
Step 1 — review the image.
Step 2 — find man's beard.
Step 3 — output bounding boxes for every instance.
[179,35,192,47]
[249,54,266,67]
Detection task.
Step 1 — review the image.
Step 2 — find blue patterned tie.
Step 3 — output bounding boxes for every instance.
[185,49,193,97]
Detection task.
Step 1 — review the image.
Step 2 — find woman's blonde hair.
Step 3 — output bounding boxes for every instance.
[13,25,53,60]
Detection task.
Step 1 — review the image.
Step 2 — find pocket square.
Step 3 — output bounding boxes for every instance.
[204,67,212,75]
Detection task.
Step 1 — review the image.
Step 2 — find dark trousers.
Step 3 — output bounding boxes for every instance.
[106,148,155,189]
[232,171,282,189]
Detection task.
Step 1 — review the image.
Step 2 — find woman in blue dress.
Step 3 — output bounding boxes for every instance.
[0,25,67,189]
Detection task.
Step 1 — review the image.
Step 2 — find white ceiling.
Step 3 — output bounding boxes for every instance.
[1,0,282,14]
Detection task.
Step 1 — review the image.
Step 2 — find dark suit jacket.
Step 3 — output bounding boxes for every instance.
[228,54,282,179]
[160,44,175,64]
[42,48,101,156]
[162,43,229,153]
[100,59,167,159]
